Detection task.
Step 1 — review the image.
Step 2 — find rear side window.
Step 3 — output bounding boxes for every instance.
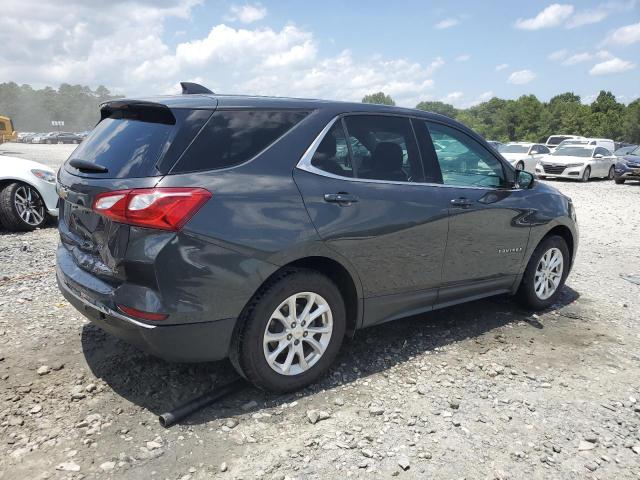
[343,115,424,182]
[172,110,309,173]
[67,107,212,179]
[311,122,353,177]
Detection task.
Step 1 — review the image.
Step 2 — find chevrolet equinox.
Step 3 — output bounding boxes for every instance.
[56,82,578,392]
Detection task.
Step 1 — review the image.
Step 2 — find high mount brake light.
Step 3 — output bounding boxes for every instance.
[93,187,211,231]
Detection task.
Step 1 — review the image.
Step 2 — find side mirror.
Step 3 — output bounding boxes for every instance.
[594,153,603,158]
[516,170,535,189]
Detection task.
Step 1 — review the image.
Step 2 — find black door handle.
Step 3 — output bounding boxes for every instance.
[324,193,359,204]
[450,197,473,208]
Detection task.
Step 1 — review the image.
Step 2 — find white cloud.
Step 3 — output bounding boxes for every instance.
[515,4,574,30]
[468,90,494,107]
[225,3,267,24]
[548,49,568,61]
[434,18,459,29]
[562,52,593,65]
[442,91,463,102]
[507,69,536,84]
[495,63,508,71]
[455,54,471,62]
[566,7,609,28]
[0,1,447,106]
[589,57,636,75]
[603,21,640,46]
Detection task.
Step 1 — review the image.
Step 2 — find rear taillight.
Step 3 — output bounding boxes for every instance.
[93,187,211,231]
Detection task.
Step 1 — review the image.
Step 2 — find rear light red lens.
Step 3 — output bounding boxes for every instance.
[93,187,211,231]
[117,305,168,321]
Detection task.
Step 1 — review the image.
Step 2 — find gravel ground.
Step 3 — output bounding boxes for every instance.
[1,144,640,479]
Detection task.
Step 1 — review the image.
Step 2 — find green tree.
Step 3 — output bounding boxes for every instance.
[415,101,458,118]
[623,99,640,144]
[362,92,395,106]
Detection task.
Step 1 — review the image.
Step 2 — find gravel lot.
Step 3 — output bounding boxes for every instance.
[1,144,639,479]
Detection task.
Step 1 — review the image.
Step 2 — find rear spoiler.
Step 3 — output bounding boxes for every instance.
[99,100,176,125]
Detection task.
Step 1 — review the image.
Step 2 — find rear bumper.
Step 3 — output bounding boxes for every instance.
[57,266,237,363]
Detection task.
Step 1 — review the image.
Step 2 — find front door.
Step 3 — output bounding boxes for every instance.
[416,119,532,304]
[294,115,450,326]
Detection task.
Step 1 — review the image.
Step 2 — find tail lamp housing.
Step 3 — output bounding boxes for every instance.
[93,187,211,231]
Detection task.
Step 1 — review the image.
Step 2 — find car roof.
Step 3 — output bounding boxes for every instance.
[105,93,452,121]
[505,142,536,146]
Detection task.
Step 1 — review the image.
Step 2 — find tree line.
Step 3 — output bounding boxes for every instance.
[0,82,122,132]
[363,91,640,144]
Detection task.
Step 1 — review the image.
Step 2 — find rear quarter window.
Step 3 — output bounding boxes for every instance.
[171,110,309,173]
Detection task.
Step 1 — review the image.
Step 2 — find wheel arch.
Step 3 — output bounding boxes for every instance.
[237,254,363,340]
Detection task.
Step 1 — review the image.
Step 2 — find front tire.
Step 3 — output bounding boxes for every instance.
[0,182,47,231]
[580,166,591,182]
[517,235,569,310]
[230,268,346,392]
[607,165,615,180]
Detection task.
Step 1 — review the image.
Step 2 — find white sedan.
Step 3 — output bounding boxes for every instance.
[498,142,550,173]
[536,145,616,182]
[0,155,58,230]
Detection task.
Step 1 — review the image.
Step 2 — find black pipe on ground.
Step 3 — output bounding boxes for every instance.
[159,379,247,428]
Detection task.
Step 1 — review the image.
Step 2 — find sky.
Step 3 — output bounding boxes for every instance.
[1,0,639,108]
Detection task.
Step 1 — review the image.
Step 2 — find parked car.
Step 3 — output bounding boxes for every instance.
[536,145,616,182]
[56,83,578,392]
[41,132,83,144]
[498,142,550,173]
[556,137,615,153]
[545,134,584,152]
[613,146,640,184]
[613,144,638,156]
[0,155,58,230]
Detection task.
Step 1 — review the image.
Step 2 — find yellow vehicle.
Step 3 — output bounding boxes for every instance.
[0,116,17,144]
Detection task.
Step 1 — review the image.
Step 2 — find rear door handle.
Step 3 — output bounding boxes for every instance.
[450,197,473,209]
[324,193,359,205]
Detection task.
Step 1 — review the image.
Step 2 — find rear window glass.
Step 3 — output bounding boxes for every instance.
[66,107,211,178]
[172,110,309,173]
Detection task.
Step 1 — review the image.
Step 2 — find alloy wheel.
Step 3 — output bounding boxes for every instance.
[263,292,333,376]
[534,247,563,300]
[14,185,45,226]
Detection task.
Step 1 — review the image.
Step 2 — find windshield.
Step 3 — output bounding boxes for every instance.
[558,140,588,147]
[499,144,529,153]
[547,135,572,146]
[552,147,593,158]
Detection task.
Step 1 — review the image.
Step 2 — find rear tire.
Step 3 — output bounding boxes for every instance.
[0,182,47,231]
[614,178,625,185]
[580,166,590,182]
[517,235,570,310]
[230,268,346,393]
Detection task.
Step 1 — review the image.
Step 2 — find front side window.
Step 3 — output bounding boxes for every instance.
[424,121,505,188]
[311,122,353,177]
[343,115,423,182]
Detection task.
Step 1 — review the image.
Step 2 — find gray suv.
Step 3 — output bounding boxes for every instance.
[56,82,578,392]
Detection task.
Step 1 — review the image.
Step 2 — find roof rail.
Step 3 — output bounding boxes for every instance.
[180,82,214,95]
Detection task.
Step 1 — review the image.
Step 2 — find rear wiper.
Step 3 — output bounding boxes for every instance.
[69,159,108,173]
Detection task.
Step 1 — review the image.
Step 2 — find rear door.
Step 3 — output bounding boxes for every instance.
[294,114,450,326]
[415,119,532,304]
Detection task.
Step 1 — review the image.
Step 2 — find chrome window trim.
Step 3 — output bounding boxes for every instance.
[295,115,518,192]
